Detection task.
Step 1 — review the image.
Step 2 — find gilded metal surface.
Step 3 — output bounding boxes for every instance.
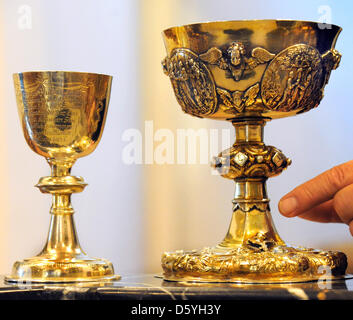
[7,71,119,283]
[162,246,347,283]
[162,49,217,117]
[162,20,347,283]
[212,121,291,179]
[163,20,341,120]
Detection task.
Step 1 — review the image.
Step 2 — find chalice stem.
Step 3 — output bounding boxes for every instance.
[220,178,284,248]
[42,212,82,256]
[218,119,285,248]
[38,159,85,258]
[41,196,83,257]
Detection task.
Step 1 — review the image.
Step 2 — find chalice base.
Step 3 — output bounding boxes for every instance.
[5,253,119,284]
[162,244,348,284]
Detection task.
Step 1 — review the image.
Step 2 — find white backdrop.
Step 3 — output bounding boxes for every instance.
[0,0,352,276]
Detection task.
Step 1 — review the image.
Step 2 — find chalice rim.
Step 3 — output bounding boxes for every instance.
[163,18,342,34]
[12,70,113,79]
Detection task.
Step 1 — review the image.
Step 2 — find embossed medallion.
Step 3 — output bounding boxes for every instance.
[163,49,217,117]
[261,44,324,112]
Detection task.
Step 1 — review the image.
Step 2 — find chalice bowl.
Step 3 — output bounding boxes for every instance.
[162,20,347,283]
[6,71,119,283]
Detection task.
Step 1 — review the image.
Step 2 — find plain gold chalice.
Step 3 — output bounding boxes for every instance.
[7,71,119,283]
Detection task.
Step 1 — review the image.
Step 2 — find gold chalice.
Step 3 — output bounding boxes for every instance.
[7,71,119,283]
[162,20,347,283]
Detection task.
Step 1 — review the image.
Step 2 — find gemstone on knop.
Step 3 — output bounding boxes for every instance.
[234,152,248,166]
[272,152,284,167]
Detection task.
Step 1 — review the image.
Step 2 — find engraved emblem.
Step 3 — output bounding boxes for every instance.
[261,44,324,112]
[54,108,72,131]
[162,48,217,117]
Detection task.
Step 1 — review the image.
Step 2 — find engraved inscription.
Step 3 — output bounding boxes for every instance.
[17,81,89,147]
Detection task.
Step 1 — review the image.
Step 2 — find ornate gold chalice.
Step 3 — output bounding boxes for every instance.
[162,20,347,283]
[6,71,119,283]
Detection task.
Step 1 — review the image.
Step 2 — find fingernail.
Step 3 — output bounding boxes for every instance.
[279,197,298,216]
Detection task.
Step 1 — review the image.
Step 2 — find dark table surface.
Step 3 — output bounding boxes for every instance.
[1,274,353,300]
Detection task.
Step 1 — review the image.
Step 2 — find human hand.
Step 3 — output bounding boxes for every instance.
[278,160,353,235]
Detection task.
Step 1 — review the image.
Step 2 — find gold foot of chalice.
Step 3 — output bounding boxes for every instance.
[162,20,347,283]
[6,71,119,283]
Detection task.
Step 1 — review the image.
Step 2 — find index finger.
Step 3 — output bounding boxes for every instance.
[278,160,353,217]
